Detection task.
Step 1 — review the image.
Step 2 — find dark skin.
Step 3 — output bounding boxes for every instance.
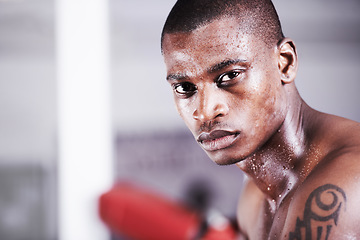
[162,18,360,239]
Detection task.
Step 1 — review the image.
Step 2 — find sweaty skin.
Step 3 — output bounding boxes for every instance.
[163,18,360,239]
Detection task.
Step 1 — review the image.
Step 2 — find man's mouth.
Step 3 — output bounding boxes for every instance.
[197,130,240,152]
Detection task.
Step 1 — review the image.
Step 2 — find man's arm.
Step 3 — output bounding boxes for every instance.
[284,152,360,239]
[288,184,347,240]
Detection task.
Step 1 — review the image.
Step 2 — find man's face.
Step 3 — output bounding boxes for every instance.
[163,18,288,165]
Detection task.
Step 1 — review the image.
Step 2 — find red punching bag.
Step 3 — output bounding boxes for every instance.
[99,182,201,240]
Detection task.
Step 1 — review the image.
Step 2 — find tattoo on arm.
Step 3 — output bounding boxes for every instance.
[289,184,346,240]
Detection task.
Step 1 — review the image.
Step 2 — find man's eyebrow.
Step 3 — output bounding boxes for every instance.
[208,59,247,73]
[166,73,188,81]
[166,59,247,81]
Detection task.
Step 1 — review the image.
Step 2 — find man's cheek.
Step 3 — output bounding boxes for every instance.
[175,99,195,117]
[177,108,198,135]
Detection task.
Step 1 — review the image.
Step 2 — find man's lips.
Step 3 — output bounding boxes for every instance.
[197,130,240,152]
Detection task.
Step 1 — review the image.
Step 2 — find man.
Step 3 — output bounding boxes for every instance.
[161,0,360,239]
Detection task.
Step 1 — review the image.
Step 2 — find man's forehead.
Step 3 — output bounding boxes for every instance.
[163,18,245,45]
[163,28,254,72]
[162,17,266,57]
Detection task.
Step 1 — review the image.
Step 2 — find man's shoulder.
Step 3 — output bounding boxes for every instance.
[303,114,360,205]
[292,147,360,212]
[284,149,360,239]
[324,115,360,147]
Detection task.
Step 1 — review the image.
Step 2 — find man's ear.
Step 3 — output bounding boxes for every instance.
[277,38,298,84]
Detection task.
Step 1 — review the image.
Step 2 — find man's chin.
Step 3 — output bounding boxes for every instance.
[206,151,241,166]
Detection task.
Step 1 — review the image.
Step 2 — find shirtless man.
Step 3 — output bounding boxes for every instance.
[161,0,360,239]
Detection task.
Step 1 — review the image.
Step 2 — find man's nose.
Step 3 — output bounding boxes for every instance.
[192,86,229,122]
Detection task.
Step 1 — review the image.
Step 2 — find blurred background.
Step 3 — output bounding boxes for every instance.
[0,0,359,239]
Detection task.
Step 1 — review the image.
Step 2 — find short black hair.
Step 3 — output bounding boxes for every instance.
[161,0,284,50]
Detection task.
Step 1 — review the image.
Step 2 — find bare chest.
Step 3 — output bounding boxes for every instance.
[239,197,293,240]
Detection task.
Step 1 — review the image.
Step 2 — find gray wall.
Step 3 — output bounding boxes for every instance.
[0,0,56,163]
[0,0,57,239]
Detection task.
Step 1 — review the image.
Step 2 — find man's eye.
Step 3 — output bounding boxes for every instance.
[217,70,243,85]
[173,82,197,95]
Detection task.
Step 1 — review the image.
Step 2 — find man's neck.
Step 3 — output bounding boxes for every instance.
[236,95,324,208]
